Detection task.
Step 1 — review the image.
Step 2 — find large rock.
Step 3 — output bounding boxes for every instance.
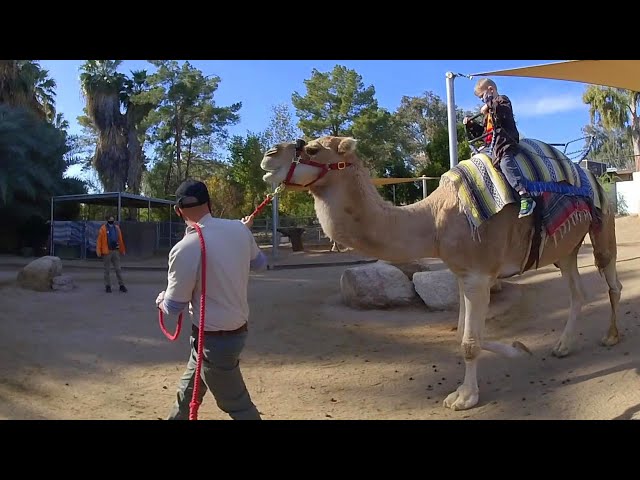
[413,269,459,311]
[17,256,63,292]
[413,269,506,311]
[379,258,447,280]
[340,262,419,309]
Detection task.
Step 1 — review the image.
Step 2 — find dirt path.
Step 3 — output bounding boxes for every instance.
[1,216,639,420]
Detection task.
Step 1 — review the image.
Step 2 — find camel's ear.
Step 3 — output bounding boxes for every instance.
[337,137,357,155]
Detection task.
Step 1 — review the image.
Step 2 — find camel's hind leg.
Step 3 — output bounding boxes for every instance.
[588,207,623,347]
[600,257,622,346]
[552,245,587,358]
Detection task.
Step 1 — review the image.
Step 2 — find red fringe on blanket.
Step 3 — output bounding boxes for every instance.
[540,191,596,245]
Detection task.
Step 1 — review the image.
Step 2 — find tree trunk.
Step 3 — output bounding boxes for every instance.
[184,137,193,180]
[632,115,640,172]
[163,159,173,196]
[175,106,182,181]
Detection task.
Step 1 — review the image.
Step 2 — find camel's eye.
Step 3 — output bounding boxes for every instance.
[305,144,321,155]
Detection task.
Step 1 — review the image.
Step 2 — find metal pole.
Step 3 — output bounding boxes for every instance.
[148,199,151,222]
[446,71,459,169]
[271,182,279,258]
[392,184,396,205]
[117,192,122,223]
[422,177,428,199]
[49,198,54,255]
[168,204,172,248]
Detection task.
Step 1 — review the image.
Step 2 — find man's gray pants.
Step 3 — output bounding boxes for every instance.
[103,250,124,287]
[166,329,261,420]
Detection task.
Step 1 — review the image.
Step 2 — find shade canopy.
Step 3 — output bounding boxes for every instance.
[52,192,176,209]
[471,60,640,92]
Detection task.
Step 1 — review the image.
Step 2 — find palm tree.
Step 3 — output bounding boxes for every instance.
[0,60,57,122]
[583,86,640,172]
[79,60,129,192]
[122,69,157,194]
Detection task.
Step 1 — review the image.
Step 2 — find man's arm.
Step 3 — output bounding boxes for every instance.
[159,242,199,315]
[250,250,268,272]
[245,226,268,272]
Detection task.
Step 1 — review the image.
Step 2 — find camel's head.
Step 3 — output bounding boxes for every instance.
[261,136,359,189]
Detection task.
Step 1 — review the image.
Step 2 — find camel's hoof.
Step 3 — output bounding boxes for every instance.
[552,338,572,358]
[513,341,533,356]
[443,386,479,411]
[600,334,620,347]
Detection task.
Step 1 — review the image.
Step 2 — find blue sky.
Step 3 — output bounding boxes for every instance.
[40,60,593,178]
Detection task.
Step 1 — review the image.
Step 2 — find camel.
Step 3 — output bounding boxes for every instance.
[260,135,623,412]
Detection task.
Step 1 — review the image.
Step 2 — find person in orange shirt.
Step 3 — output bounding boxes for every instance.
[96,215,128,293]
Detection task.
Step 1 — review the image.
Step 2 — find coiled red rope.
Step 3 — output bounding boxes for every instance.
[159,223,206,421]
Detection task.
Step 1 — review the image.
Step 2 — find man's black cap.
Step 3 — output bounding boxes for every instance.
[175,179,210,208]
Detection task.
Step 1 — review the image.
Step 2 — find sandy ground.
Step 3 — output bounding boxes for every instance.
[1,216,639,420]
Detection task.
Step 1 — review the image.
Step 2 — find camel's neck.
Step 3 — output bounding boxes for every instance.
[310,167,439,262]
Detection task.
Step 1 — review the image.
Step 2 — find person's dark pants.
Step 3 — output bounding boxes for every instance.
[166,326,261,420]
[499,152,528,195]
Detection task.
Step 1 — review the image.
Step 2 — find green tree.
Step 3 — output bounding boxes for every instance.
[583,85,640,171]
[143,60,241,195]
[582,124,634,170]
[227,132,270,215]
[264,103,302,145]
[291,65,378,138]
[0,104,87,252]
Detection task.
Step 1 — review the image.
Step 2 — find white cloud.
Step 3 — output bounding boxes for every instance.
[515,93,586,118]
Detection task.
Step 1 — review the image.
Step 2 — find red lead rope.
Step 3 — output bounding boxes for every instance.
[250,184,284,218]
[158,223,207,421]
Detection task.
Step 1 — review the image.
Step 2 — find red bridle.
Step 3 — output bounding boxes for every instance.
[283,143,352,188]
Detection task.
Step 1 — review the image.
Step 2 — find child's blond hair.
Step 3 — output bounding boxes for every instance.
[474,78,498,97]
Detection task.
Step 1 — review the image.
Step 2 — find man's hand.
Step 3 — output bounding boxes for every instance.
[463,116,469,125]
[155,290,165,308]
[241,214,255,229]
[480,104,489,115]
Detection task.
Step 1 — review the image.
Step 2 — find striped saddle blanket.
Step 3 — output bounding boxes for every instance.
[440,138,602,240]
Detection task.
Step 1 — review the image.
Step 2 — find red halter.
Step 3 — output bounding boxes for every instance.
[283,142,352,188]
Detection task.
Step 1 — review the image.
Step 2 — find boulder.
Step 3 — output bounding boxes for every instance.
[413,270,506,311]
[379,258,447,280]
[340,262,419,309]
[413,269,459,311]
[17,256,63,292]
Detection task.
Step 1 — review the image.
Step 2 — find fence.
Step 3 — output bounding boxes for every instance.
[51,220,186,259]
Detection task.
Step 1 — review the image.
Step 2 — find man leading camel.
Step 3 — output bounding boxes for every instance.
[156,179,266,420]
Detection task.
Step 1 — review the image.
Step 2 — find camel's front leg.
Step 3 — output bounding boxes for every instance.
[456,277,465,343]
[552,247,586,357]
[444,274,491,411]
